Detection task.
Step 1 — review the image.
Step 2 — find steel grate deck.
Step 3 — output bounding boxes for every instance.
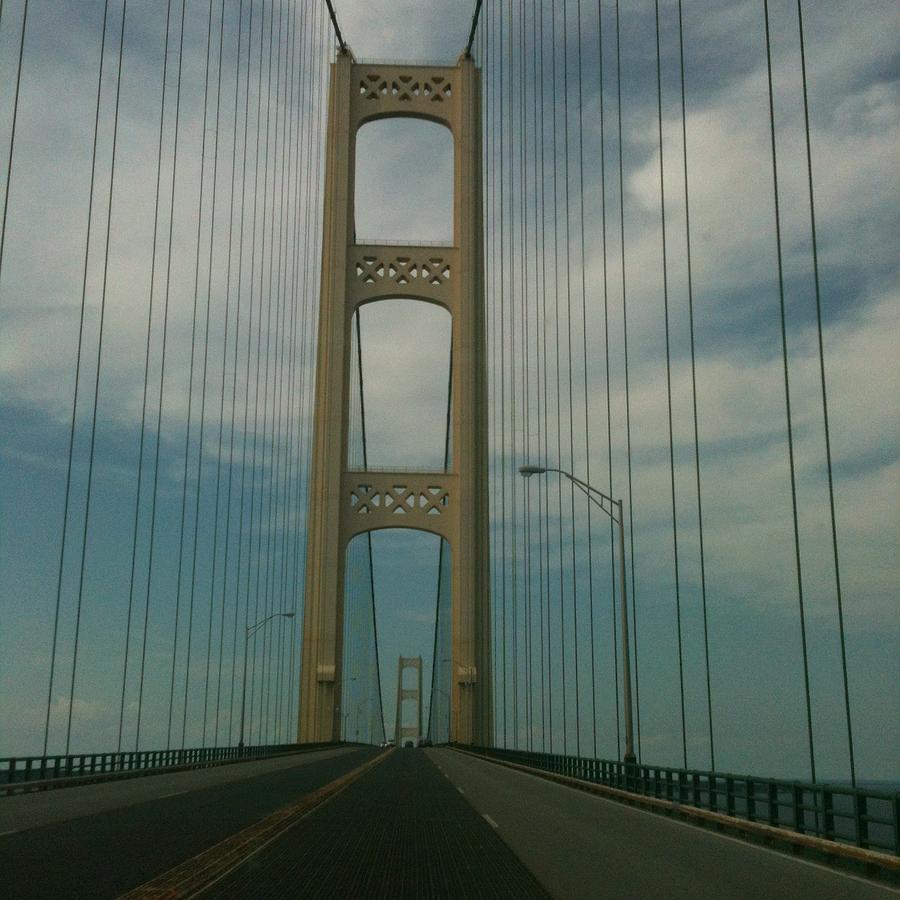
[208,749,549,899]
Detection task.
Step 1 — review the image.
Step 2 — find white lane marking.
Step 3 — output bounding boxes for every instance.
[160,789,188,799]
[482,813,499,829]
[452,750,895,892]
[457,786,465,795]
[0,830,18,837]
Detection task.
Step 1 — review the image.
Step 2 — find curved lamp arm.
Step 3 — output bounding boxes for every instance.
[519,465,621,523]
[247,611,294,640]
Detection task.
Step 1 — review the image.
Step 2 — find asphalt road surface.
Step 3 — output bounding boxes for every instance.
[428,748,897,900]
[1,745,895,899]
[0,745,376,899]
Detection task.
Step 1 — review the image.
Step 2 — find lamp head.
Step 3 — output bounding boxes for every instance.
[519,464,547,477]
[283,612,295,619]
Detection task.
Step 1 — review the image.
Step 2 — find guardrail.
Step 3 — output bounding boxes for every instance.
[463,745,900,856]
[1,741,342,793]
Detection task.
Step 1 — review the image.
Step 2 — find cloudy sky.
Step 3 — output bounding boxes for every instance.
[0,1,897,781]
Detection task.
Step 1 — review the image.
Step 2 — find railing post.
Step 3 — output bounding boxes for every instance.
[793,785,805,834]
[746,781,756,822]
[822,788,834,842]
[768,782,778,826]
[855,794,869,849]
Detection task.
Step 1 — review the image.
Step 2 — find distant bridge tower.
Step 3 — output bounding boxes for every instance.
[394,656,423,745]
[298,51,491,744]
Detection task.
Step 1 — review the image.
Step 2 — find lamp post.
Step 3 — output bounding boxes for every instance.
[519,464,636,765]
[238,611,295,751]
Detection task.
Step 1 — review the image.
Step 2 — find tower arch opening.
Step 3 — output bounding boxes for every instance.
[353,118,454,245]
[340,529,452,744]
[347,299,452,472]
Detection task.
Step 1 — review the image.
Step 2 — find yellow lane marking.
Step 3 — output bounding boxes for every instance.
[119,749,392,899]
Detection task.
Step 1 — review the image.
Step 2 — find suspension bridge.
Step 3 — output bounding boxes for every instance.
[0,0,897,896]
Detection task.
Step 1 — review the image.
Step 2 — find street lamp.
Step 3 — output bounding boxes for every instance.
[519,464,636,765]
[238,611,295,750]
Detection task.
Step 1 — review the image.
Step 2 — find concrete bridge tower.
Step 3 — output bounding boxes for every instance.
[394,656,423,745]
[298,51,491,745]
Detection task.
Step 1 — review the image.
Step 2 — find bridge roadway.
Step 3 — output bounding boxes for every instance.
[0,745,893,898]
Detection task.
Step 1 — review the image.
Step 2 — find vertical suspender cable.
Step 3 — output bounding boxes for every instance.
[614,0,641,761]
[250,0,279,742]
[562,0,582,758]
[272,0,303,742]
[226,0,258,744]
[232,0,267,749]
[284,4,317,733]
[257,0,288,742]
[291,0,321,737]
[169,0,215,749]
[427,337,453,741]
[520,0,533,752]
[268,0,293,739]
[535,0,548,755]
[796,0,855,786]
[509,0,519,751]
[44,0,111,756]
[537,0,550,755]
[484,0,499,745]
[654,0,687,769]
[118,0,175,753]
[211,0,249,746]
[0,0,28,296]
[195,0,228,747]
[284,0,315,740]
[550,0,568,756]
[65,0,129,756]
[598,0,621,761]
[575,0,598,760]
[244,1,274,744]
[676,0,715,770]
[486,2,501,747]
[137,0,188,751]
[304,0,337,740]
[250,0,280,744]
[763,0,815,782]
[499,0,508,749]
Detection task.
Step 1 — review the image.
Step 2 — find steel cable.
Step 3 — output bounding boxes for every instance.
[654,0,687,769]
[796,0,855,787]
[575,0,598,760]
[65,0,129,756]
[136,0,188,751]
[0,0,28,298]
[763,0,816,782]
[676,0,715,770]
[614,0,641,761]
[43,0,113,756]
[117,0,176,753]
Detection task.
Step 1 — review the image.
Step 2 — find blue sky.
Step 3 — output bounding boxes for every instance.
[0,0,897,782]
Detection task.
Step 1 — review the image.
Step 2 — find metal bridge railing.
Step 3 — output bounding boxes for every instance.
[0,741,341,793]
[463,745,900,856]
